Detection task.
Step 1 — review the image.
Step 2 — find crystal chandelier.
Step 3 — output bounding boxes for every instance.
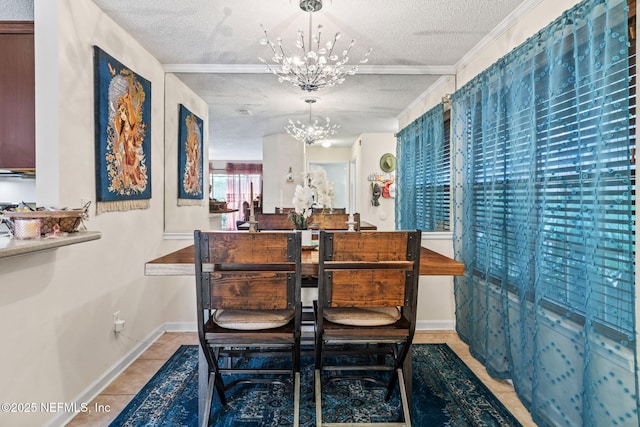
[259,0,372,92]
[285,98,339,145]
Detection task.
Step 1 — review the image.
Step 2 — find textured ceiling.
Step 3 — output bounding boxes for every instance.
[87,0,531,160]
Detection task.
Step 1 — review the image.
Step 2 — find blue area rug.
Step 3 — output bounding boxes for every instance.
[110,344,522,426]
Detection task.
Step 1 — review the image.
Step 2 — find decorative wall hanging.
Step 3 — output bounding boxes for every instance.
[371,182,381,206]
[93,46,151,214]
[382,177,395,199]
[379,153,396,172]
[177,104,204,206]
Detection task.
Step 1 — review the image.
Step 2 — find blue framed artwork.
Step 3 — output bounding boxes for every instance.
[93,46,152,213]
[177,104,204,202]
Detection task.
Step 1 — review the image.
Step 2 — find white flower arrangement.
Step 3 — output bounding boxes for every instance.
[290,167,335,229]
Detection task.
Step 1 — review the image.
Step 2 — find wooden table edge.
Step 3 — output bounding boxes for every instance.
[144,245,464,277]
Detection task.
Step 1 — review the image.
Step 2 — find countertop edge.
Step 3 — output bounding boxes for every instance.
[0,230,102,259]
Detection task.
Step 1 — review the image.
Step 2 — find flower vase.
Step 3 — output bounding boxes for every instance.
[299,229,312,247]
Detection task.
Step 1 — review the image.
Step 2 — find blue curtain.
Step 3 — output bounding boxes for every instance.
[451,0,638,425]
[396,104,446,230]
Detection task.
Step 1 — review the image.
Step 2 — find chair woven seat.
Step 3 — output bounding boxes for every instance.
[323,306,400,326]
[212,308,295,330]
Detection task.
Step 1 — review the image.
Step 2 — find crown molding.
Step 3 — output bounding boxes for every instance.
[395,0,542,124]
[454,0,542,72]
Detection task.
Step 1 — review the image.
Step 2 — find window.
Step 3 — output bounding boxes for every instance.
[396,104,450,231]
[209,173,227,201]
[221,163,262,230]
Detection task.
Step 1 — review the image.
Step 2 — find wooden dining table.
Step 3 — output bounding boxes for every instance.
[236,218,379,231]
[145,243,464,277]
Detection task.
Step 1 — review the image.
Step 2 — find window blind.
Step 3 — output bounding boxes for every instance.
[396,103,450,231]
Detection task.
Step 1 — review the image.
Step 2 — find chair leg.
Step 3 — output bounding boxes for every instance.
[385,342,410,401]
[293,371,301,427]
[213,370,227,406]
[202,372,215,427]
[314,369,323,427]
[314,335,323,369]
[200,342,228,407]
[385,371,399,402]
[397,368,412,427]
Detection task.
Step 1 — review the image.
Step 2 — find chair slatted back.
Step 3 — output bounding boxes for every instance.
[312,207,346,214]
[327,269,408,307]
[309,213,360,231]
[195,231,300,311]
[256,213,295,230]
[275,207,297,213]
[318,231,420,310]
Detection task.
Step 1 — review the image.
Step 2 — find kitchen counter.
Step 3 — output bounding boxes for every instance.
[0,230,101,259]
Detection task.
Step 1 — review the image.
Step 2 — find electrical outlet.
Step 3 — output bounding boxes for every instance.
[113,311,125,333]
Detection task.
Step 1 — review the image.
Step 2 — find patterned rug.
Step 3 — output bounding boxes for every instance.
[110,344,522,426]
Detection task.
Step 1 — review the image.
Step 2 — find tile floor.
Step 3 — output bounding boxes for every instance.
[66,331,537,427]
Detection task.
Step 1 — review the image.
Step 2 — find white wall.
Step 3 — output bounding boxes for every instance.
[0,177,36,203]
[351,133,397,231]
[0,1,207,426]
[398,75,456,130]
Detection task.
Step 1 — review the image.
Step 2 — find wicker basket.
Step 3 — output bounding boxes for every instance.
[2,207,88,235]
[209,200,228,211]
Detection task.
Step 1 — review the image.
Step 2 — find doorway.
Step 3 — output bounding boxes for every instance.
[309,161,348,210]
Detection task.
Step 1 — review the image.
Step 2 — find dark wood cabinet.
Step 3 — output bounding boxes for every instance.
[0,22,35,170]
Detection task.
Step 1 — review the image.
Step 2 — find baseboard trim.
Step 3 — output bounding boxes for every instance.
[165,321,197,332]
[416,320,455,331]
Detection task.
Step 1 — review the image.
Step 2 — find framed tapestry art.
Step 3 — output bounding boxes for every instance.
[93,46,152,214]
[177,104,204,205]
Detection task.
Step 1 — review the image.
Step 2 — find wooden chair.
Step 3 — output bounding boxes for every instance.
[312,207,346,214]
[256,212,295,230]
[235,201,251,229]
[313,230,421,427]
[308,212,360,231]
[275,207,297,214]
[194,231,302,427]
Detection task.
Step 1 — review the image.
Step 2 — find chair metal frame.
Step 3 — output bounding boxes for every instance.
[313,230,421,427]
[194,230,302,427]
